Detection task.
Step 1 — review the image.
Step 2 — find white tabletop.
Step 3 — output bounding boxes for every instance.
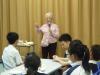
[0,59,62,75]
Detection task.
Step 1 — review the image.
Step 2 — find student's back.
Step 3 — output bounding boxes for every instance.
[63,40,93,75]
[90,45,100,75]
[68,65,93,75]
[2,32,22,70]
[2,45,22,70]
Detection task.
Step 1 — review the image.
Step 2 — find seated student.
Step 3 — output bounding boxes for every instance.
[53,36,82,67]
[63,40,92,75]
[2,32,23,70]
[24,52,46,75]
[53,33,72,66]
[89,45,100,74]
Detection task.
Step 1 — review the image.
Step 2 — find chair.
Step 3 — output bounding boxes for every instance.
[0,58,3,63]
[0,58,4,73]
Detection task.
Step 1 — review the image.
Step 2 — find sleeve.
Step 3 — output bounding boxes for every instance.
[39,25,45,33]
[36,24,44,33]
[51,25,59,38]
[15,51,23,66]
[36,27,42,32]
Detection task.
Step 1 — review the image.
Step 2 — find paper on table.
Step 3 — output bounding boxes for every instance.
[38,66,46,72]
[8,65,26,75]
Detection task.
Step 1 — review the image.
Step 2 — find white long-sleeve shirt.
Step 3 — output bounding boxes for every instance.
[2,45,23,70]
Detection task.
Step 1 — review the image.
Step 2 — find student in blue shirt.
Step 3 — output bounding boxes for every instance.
[89,45,100,74]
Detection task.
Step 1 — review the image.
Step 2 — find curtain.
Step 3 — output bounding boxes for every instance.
[0,0,100,57]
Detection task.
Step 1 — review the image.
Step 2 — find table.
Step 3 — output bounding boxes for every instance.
[16,44,35,53]
[0,59,62,75]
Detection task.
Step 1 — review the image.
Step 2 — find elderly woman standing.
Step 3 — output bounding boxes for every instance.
[36,12,59,59]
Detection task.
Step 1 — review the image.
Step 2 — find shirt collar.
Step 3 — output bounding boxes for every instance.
[8,44,16,49]
[70,61,81,67]
[89,60,97,64]
[8,44,14,47]
[65,50,69,54]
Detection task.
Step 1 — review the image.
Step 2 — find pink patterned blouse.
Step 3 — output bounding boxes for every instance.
[38,23,59,47]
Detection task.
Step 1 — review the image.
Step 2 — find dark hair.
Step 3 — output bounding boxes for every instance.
[7,32,19,44]
[68,40,90,73]
[24,52,41,75]
[69,40,83,46]
[59,33,72,42]
[91,44,100,61]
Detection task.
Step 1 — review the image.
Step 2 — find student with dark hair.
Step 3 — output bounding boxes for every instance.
[53,34,83,66]
[52,33,72,75]
[7,32,19,44]
[53,33,72,66]
[90,45,100,61]
[2,32,23,70]
[59,33,72,58]
[89,45,100,74]
[59,33,72,42]
[63,40,92,75]
[24,52,46,75]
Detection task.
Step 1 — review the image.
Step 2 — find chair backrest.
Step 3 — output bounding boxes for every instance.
[0,58,4,73]
[0,58,3,63]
